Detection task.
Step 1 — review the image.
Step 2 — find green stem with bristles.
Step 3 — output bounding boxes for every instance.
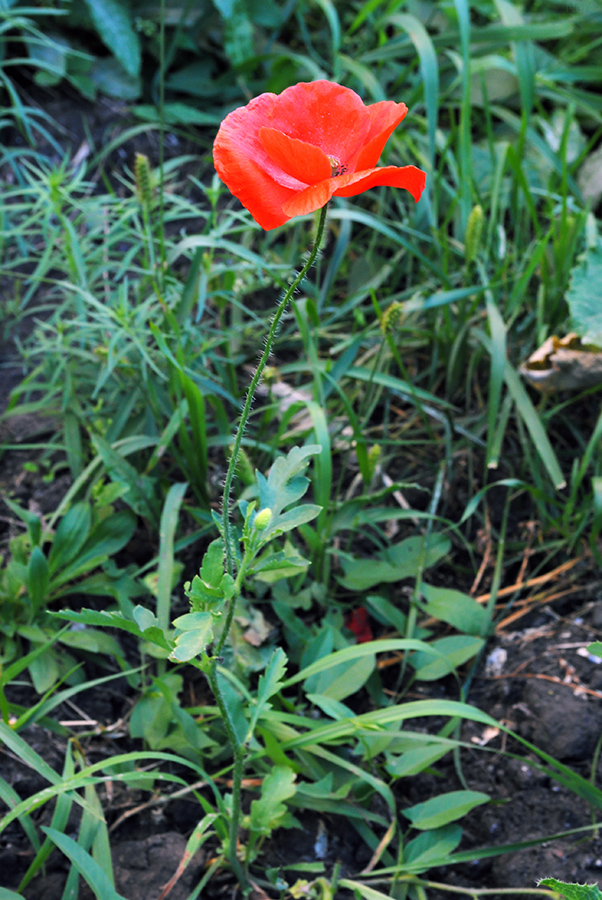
[216,204,328,655]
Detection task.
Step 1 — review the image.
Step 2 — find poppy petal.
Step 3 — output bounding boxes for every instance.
[351,101,409,171]
[213,93,302,229]
[259,126,333,185]
[281,179,338,219]
[265,80,371,167]
[333,165,426,203]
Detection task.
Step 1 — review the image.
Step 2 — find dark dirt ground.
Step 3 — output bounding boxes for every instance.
[3,83,602,900]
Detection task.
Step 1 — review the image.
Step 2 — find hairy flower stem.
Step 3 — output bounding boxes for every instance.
[212,204,328,888]
[218,203,328,644]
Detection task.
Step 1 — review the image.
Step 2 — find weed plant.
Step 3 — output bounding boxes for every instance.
[1,1,602,899]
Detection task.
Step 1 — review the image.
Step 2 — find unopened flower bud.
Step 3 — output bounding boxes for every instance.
[254,508,272,530]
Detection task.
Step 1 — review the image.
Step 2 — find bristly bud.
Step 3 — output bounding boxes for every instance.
[381,301,404,335]
[465,204,484,265]
[135,152,153,212]
[253,508,272,530]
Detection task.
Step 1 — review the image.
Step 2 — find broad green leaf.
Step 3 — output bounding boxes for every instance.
[29,650,59,694]
[58,628,123,658]
[304,650,375,701]
[566,234,602,347]
[248,766,296,835]
[338,534,450,591]
[0,889,27,899]
[49,511,136,591]
[386,743,452,778]
[27,546,49,609]
[48,502,92,575]
[538,880,602,900]
[402,790,489,830]
[411,635,484,681]
[89,57,141,100]
[587,642,602,659]
[403,824,463,871]
[80,0,141,78]
[420,583,490,636]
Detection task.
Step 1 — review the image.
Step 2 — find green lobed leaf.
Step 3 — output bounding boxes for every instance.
[248,766,296,835]
[402,790,489,830]
[170,613,215,662]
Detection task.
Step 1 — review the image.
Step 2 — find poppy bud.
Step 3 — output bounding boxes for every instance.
[254,508,272,530]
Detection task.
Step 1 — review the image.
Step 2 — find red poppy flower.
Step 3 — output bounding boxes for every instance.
[213,80,426,230]
[346,606,374,644]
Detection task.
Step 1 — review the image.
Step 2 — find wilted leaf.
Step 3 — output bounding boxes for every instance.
[519,333,602,392]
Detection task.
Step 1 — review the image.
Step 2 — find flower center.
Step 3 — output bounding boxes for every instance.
[328,155,348,177]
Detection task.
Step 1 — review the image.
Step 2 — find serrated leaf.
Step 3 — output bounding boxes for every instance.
[257,445,321,515]
[200,539,225,588]
[81,0,141,78]
[539,879,602,900]
[402,790,489,830]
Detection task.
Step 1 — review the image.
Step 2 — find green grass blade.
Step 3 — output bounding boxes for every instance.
[42,827,127,900]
